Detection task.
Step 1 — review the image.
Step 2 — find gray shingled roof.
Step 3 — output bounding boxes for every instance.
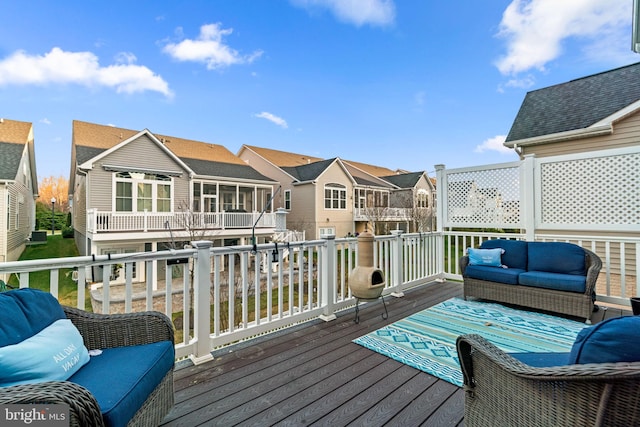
[76,146,274,182]
[506,62,640,142]
[0,142,25,180]
[281,158,337,182]
[76,146,106,165]
[381,172,423,188]
[181,158,275,182]
[353,176,384,187]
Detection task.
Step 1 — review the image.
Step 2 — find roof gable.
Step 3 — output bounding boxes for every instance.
[72,121,271,182]
[506,62,640,143]
[0,119,35,184]
[281,158,337,181]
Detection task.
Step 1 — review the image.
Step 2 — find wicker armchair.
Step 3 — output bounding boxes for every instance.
[0,306,175,427]
[457,334,640,427]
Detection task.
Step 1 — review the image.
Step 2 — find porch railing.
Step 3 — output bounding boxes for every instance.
[87,209,277,233]
[0,230,637,364]
[353,207,412,221]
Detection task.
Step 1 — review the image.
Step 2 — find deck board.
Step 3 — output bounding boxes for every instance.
[161,281,630,426]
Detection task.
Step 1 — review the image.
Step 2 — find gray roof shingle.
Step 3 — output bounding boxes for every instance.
[181,158,275,182]
[506,62,640,142]
[381,172,423,188]
[0,142,25,180]
[281,158,337,182]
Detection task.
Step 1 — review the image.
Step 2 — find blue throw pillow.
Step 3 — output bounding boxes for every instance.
[468,248,504,267]
[568,316,640,364]
[0,319,90,386]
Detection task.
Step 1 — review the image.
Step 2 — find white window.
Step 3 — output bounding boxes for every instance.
[114,172,172,212]
[324,183,346,210]
[417,189,429,208]
[319,227,335,237]
[284,190,291,210]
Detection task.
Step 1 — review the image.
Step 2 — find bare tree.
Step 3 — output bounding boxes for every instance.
[361,205,393,235]
[396,190,434,233]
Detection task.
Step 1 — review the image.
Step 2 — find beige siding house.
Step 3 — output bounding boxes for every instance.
[503,63,640,295]
[70,121,277,283]
[237,145,435,238]
[504,62,640,159]
[0,119,38,270]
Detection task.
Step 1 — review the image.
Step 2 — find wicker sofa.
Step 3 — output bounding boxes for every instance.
[459,239,602,322]
[457,315,640,426]
[0,288,174,427]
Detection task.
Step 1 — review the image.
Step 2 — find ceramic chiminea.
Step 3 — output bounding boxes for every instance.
[349,230,385,299]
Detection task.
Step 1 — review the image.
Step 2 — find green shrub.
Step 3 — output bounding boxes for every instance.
[62,226,74,238]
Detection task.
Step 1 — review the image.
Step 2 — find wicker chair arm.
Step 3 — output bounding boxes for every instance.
[0,381,104,427]
[457,334,640,384]
[459,255,469,276]
[457,334,640,426]
[63,307,174,350]
[583,248,602,297]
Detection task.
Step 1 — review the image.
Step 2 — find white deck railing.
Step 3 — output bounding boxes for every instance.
[87,209,277,233]
[0,231,637,364]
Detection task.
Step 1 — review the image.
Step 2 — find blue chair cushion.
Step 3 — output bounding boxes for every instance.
[527,242,585,275]
[68,341,175,427]
[480,239,528,270]
[464,265,524,285]
[518,271,586,293]
[568,316,640,364]
[511,352,571,367]
[0,288,66,347]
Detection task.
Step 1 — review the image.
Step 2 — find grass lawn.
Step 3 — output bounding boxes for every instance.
[7,234,90,309]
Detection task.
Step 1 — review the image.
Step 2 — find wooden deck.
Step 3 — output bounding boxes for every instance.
[160,281,629,427]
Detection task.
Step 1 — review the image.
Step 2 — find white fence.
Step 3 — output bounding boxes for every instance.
[0,232,443,364]
[436,146,640,234]
[0,228,637,363]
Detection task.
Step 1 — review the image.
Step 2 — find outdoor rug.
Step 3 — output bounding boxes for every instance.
[353,297,587,387]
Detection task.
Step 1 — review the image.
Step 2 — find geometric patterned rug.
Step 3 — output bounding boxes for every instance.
[353,297,587,386]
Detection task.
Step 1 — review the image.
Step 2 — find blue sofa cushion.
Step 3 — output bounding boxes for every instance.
[468,248,504,267]
[518,271,586,293]
[527,242,585,275]
[568,316,640,364]
[511,352,571,367]
[0,288,66,347]
[464,265,525,285]
[68,341,175,427]
[480,239,528,270]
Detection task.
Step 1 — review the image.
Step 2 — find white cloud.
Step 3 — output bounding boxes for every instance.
[495,0,630,75]
[474,135,513,154]
[414,90,426,106]
[0,47,172,97]
[163,23,263,70]
[291,0,395,27]
[254,112,288,128]
[40,118,51,125]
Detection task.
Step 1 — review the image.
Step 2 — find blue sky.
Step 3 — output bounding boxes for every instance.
[1,0,637,180]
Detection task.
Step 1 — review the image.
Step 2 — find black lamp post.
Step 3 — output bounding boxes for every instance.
[51,197,56,235]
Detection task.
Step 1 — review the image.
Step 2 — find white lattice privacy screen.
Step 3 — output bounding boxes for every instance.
[445,164,521,228]
[538,150,640,230]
